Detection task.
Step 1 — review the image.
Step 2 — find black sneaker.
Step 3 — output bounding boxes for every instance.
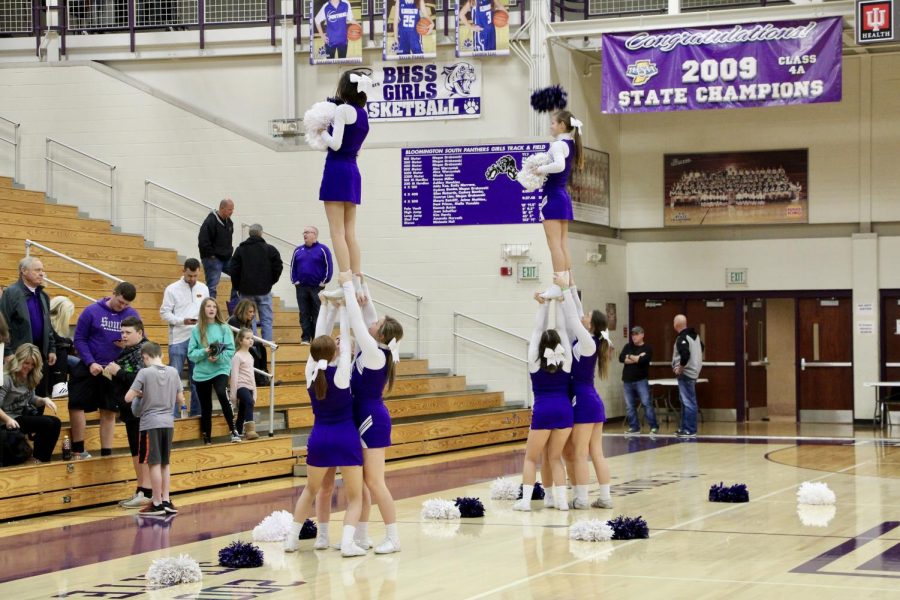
[162,500,178,514]
[624,428,641,436]
[675,430,696,438]
[139,502,166,516]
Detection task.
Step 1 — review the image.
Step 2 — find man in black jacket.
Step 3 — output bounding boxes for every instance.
[198,198,237,303]
[0,257,57,396]
[619,325,658,436]
[229,224,283,342]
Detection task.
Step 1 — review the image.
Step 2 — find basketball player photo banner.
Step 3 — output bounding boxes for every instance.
[401,142,550,226]
[571,147,610,227]
[663,149,809,227]
[456,0,511,57]
[367,61,482,121]
[384,0,437,60]
[310,0,364,65]
[602,17,842,114]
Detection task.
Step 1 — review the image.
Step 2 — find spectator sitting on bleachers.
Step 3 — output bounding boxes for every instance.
[0,344,61,464]
[48,296,76,398]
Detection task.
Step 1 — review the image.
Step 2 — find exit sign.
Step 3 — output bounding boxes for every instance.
[518,262,540,281]
[726,268,748,286]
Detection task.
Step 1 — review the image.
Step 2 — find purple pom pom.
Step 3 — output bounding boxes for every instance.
[530,85,568,113]
[454,497,485,518]
[607,515,650,540]
[217,541,264,568]
[708,482,749,503]
[299,519,318,540]
[517,482,545,500]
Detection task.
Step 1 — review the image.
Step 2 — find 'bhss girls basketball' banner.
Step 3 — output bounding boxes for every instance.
[601,17,842,113]
[310,0,363,65]
[366,61,482,121]
[401,143,550,226]
[384,0,437,60]
[456,0,511,57]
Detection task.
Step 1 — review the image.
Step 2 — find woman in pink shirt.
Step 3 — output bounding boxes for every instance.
[230,328,259,440]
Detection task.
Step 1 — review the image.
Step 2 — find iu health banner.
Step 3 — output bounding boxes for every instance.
[367,61,482,121]
[602,17,842,114]
[402,143,549,227]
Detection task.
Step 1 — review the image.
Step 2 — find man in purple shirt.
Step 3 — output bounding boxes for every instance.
[290,225,333,345]
[67,282,140,459]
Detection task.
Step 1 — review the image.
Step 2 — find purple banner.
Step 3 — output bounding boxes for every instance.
[602,17,842,114]
[402,143,549,227]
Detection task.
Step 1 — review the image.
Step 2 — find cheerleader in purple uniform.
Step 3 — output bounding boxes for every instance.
[538,110,584,300]
[319,69,373,304]
[284,287,367,557]
[512,292,574,512]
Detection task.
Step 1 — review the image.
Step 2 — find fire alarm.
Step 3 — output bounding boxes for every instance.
[500,265,513,276]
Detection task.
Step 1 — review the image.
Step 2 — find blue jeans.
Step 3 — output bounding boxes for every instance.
[623,379,658,431]
[295,284,322,343]
[242,293,274,342]
[168,339,200,417]
[202,256,239,303]
[677,375,698,434]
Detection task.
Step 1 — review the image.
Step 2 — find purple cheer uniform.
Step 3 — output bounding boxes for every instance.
[306,365,363,467]
[318,106,370,205]
[351,347,392,448]
[540,139,574,221]
[570,336,606,424]
[530,367,574,430]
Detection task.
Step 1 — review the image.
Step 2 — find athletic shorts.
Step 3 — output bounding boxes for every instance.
[67,360,116,412]
[139,428,174,465]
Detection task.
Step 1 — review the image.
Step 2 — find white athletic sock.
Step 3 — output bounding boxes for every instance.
[521,484,534,503]
[575,485,589,503]
[553,486,569,511]
[341,525,357,548]
[289,521,304,538]
[385,522,399,541]
[597,484,611,500]
[543,491,556,508]
[318,522,329,537]
[354,522,368,542]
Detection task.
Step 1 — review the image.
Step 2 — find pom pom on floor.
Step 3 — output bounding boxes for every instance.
[607,515,650,540]
[516,152,552,192]
[454,497,485,518]
[530,85,568,112]
[708,482,750,503]
[218,541,264,568]
[569,519,614,542]
[303,101,338,151]
[797,503,836,527]
[517,482,545,500]
[421,498,461,520]
[146,554,202,588]
[251,510,295,542]
[797,481,836,505]
[490,477,520,500]
[298,518,317,540]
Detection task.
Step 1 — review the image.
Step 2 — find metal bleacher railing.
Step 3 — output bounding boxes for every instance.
[45,138,118,227]
[0,116,21,186]
[453,312,531,407]
[24,238,280,437]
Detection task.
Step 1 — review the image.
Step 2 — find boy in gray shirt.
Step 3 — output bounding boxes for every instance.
[125,341,185,516]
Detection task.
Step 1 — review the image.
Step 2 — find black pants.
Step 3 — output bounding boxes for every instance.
[295,284,322,343]
[326,44,348,59]
[234,387,255,434]
[118,401,140,457]
[15,415,61,462]
[193,374,235,439]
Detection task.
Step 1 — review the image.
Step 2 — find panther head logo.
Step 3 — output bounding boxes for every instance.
[442,62,476,96]
[485,155,519,181]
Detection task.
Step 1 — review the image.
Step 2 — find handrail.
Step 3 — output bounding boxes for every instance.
[0,116,21,184]
[227,323,278,437]
[146,178,424,357]
[453,312,532,406]
[43,276,97,303]
[25,239,125,284]
[45,138,118,226]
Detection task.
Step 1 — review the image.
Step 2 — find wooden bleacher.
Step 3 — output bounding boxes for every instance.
[0,176,529,521]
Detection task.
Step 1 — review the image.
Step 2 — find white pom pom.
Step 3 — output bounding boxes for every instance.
[516,152,552,192]
[797,481,836,505]
[146,554,203,588]
[252,510,295,542]
[421,498,461,520]
[569,519,614,542]
[303,101,338,151]
[490,477,520,500]
[797,504,836,527]
[421,521,461,538]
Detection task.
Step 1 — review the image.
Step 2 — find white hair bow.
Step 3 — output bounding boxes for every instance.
[569,117,583,134]
[600,328,611,345]
[543,344,566,367]
[387,338,400,363]
[349,73,374,95]
[305,358,330,387]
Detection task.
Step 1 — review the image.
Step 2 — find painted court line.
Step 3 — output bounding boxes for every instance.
[549,572,900,593]
[463,457,872,599]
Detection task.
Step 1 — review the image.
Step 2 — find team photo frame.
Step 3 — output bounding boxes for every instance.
[310,0,364,65]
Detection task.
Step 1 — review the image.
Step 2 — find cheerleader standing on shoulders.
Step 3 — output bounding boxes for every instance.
[319,68,373,303]
[538,110,583,300]
[284,288,367,557]
[512,291,574,512]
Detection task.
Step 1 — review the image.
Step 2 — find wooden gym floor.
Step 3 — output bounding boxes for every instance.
[1,424,899,599]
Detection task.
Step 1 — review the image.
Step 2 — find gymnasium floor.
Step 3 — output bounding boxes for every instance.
[2,423,898,599]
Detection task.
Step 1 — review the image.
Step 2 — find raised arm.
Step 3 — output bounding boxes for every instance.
[359,282,378,328]
[334,306,352,389]
[562,289,595,358]
[343,279,386,370]
[527,298,550,372]
[537,140,569,175]
[321,104,358,152]
[314,298,338,338]
[570,284,585,318]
